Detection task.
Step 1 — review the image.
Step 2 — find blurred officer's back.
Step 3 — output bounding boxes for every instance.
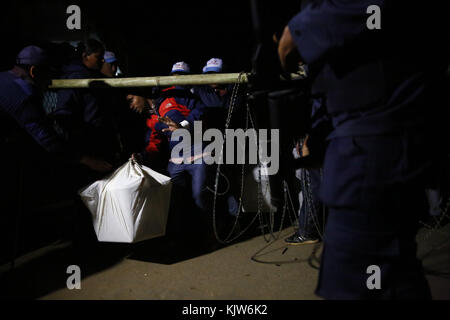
[279,0,449,299]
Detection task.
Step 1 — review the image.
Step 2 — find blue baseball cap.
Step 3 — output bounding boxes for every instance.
[202,58,223,73]
[16,45,48,66]
[104,51,117,63]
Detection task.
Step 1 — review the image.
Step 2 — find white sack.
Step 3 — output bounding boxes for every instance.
[79,160,172,243]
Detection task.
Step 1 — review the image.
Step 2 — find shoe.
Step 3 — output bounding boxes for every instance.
[284,234,319,245]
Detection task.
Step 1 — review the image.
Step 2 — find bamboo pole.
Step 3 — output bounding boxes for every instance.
[49,72,250,89]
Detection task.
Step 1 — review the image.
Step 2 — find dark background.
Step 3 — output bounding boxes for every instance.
[0,0,301,75]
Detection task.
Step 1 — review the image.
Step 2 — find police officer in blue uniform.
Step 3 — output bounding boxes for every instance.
[278,1,449,299]
[0,45,112,172]
[191,58,240,218]
[53,39,119,167]
[0,46,113,261]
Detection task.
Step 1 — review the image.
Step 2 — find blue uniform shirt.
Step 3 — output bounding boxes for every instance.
[53,61,118,158]
[288,0,448,138]
[54,61,108,128]
[0,70,78,161]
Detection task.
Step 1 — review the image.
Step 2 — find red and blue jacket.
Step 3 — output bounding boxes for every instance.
[143,86,196,157]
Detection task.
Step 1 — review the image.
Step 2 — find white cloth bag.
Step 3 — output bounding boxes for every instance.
[79,160,172,243]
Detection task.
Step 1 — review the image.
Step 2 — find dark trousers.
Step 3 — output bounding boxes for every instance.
[297,168,324,239]
[166,161,214,237]
[167,161,238,214]
[316,134,431,299]
[167,161,211,213]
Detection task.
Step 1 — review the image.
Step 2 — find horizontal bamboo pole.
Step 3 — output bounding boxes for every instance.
[49,72,250,89]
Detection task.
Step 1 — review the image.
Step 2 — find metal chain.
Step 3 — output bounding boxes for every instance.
[212,72,261,244]
[285,180,301,230]
[246,100,292,243]
[247,101,293,242]
[273,181,290,240]
[420,192,450,242]
[211,79,303,244]
[211,73,242,243]
[223,96,251,242]
[206,170,230,196]
[245,100,273,242]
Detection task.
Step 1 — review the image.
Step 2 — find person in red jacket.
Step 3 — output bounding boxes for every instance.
[128,86,193,170]
[127,62,197,169]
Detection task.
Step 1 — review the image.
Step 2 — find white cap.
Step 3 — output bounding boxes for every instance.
[171,61,190,74]
[202,58,223,73]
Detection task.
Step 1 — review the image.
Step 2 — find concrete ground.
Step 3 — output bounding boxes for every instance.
[0,225,321,300]
[0,219,449,300]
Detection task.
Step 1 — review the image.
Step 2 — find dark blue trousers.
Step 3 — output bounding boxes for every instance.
[297,168,324,239]
[316,134,431,299]
[167,162,238,215]
[167,161,211,213]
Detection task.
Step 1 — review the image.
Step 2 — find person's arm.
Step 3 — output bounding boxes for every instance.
[17,98,78,158]
[14,98,112,172]
[279,0,384,67]
[145,115,165,153]
[181,100,206,130]
[131,115,166,165]
[157,98,195,132]
[127,94,153,114]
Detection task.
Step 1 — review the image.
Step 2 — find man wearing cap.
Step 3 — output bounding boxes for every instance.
[128,61,199,167]
[160,58,243,219]
[128,61,198,132]
[99,50,133,161]
[129,61,201,165]
[160,58,237,131]
[53,39,119,170]
[101,51,121,78]
[194,58,240,217]
[128,61,226,244]
[178,58,226,127]
[0,45,112,172]
[197,58,229,106]
[0,45,113,258]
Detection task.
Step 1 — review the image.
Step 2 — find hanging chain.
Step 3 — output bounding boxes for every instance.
[212,72,261,244]
[246,99,272,242]
[247,100,294,243]
[211,77,302,244]
[420,192,450,242]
